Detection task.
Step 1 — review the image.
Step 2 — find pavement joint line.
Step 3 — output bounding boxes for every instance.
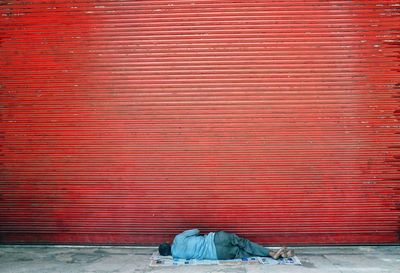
[0,245,397,248]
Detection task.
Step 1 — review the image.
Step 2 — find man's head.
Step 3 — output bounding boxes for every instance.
[158,243,171,256]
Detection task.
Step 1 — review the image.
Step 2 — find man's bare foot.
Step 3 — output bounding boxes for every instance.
[282,249,295,258]
[271,246,287,259]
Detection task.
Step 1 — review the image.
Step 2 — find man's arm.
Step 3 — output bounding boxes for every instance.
[180,229,200,237]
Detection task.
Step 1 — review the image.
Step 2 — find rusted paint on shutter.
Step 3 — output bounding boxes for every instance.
[1,0,399,245]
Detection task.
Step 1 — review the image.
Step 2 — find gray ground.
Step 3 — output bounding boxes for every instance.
[0,245,399,273]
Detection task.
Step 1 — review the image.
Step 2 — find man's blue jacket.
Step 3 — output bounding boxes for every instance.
[171,229,218,260]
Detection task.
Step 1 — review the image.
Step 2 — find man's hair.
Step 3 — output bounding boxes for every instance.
[158,243,172,256]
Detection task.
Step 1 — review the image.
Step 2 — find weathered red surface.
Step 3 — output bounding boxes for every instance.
[0,0,399,245]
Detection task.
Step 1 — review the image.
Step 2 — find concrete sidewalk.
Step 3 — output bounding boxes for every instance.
[0,245,399,273]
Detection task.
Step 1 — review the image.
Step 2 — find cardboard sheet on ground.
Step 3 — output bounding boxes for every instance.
[150,252,301,266]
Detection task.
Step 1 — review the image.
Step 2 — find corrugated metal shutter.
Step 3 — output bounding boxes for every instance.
[1,0,399,245]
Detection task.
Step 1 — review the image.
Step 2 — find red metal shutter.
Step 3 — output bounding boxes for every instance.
[1,0,399,245]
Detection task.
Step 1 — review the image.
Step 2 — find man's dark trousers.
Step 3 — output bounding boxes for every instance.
[214,231,271,260]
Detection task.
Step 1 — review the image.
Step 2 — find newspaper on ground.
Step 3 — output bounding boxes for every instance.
[150,251,301,266]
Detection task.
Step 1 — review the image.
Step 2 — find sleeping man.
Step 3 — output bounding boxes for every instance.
[158,229,294,260]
